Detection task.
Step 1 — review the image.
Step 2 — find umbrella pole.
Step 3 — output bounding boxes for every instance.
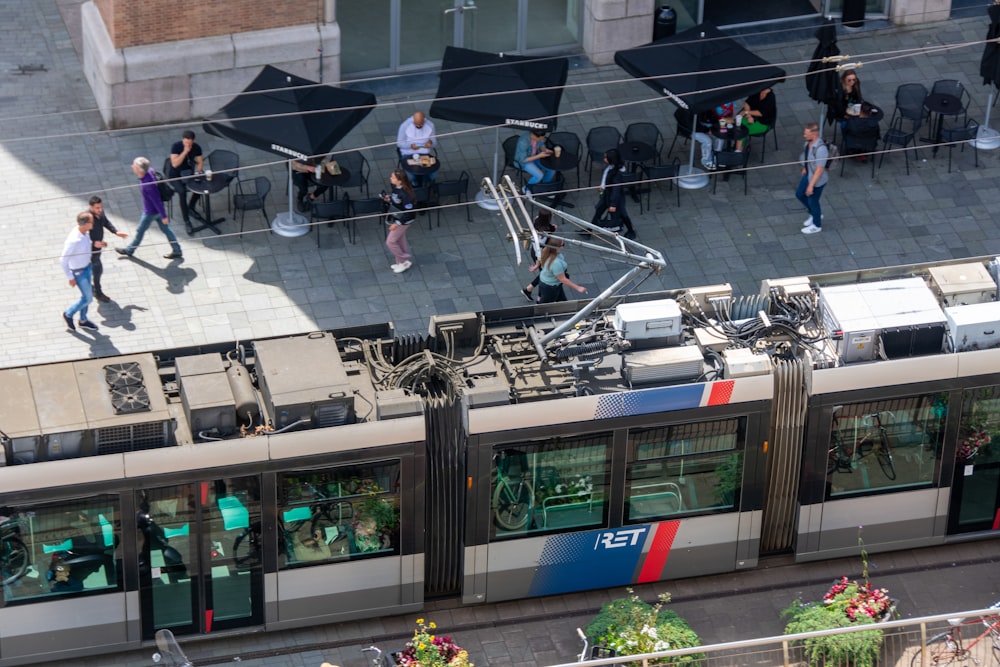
[974,88,1000,149]
[271,159,310,237]
[678,126,709,190]
[476,126,502,210]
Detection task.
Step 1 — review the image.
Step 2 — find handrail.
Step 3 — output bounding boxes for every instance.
[543,605,1000,667]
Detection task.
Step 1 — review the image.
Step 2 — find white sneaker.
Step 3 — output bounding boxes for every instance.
[802,216,813,227]
[801,224,822,234]
[392,260,412,273]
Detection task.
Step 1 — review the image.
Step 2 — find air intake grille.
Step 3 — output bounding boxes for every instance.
[315,402,349,428]
[103,361,151,414]
[96,421,168,455]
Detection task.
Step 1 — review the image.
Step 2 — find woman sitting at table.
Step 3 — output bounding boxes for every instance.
[833,69,864,124]
[514,128,556,188]
[740,88,777,138]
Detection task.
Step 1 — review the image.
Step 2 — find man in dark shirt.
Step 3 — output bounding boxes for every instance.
[87,195,128,302]
[167,130,205,230]
[843,102,882,162]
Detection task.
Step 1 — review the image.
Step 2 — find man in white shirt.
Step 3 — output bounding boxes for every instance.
[61,211,98,331]
[396,111,437,185]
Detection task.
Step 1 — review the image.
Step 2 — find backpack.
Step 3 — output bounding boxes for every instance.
[803,139,838,171]
[151,169,174,202]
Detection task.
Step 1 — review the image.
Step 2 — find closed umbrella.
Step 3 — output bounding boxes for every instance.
[806,18,841,130]
[976,2,1000,149]
[204,65,377,235]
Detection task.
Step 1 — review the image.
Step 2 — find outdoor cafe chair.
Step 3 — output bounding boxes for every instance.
[878,109,922,176]
[625,123,664,164]
[207,149,240,212]
[668,108,693,157]
[331,150,370,198]
[585,126,622,185]
[939,118,980,173]
[433,170,471,224]
[712,148,751,195]
[641,160,682,209]
[233,176,271,236]
[350,196,387,245]
[312,195,351,249]
[500,134,521,185]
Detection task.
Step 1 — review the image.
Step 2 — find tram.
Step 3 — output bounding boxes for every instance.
[1,257,1000,665]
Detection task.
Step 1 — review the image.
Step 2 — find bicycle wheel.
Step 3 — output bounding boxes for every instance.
[0,537,29,585]
[876,429,897,480]
[493,477,534,531]
[912,633,961,667]
[232,523,261,569]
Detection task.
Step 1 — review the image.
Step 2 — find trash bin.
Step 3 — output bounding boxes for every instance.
[653,5,677,40]
[842,0,865,29]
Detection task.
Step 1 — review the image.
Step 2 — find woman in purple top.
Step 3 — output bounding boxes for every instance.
[116,156,183,260]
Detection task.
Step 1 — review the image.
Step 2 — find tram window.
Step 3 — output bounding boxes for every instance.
[276,460,401,568]
[489,433,611,539]
[625,419,745,522]
[958,387,1000,465]
[1,495,121,604]
[826,393,946,498]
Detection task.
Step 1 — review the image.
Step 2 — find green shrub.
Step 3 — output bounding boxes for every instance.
[585,589,703,665]
[782,599,884,667]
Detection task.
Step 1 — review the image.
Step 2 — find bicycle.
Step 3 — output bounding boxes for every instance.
[362,644,399,667]
[492,449,534,531]
[576,628,616,662]
[910,601,1000,667]
[0,515,29,585]
[152,628,194,666]
[828,411,897,480]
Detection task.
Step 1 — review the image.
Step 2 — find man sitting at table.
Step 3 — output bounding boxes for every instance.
[842,102,882,162]
[514,128,556,189]
[167,130,204,228]
[396,111,438,185]
[291,157,330,212]
[677,108,717,171]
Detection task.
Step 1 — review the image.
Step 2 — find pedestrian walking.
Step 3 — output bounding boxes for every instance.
[591,148,637,239]
[537,238,587,304]
[87,195,128,302]
[381,168,416,274]
[61,211,99,331]
[521,210,557,302]
[797,123,828,235]
[116,157,184,260]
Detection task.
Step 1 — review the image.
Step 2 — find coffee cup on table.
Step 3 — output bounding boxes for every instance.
[205,169,213,181]
[553,145,562,158]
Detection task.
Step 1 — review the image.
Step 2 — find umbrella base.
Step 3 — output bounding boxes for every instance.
[271,210,310,237]
[678,165,709,190]
[475,189,502,211]
[973,126,1000,150]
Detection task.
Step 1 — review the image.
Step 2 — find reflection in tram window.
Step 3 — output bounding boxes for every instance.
[958,388,1000,465]
[625,419,745,522]
[276,461,401,568]
[490,434,611,539]
[1,495,121,604]
[826,393,946,498]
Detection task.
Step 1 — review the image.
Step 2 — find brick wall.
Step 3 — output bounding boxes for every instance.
[93,0,322,49]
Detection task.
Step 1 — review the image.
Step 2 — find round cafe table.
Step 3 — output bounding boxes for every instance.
[403,155,441,180]
[540,149,578,172]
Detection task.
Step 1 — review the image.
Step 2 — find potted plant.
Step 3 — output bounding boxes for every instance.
[782,532,895,667]
[584,589,703,665]
[351,493,398,553]
[396,618,473,667]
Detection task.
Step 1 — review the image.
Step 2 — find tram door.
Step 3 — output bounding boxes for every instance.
[949,460,1000,533]
[136,477,263,639]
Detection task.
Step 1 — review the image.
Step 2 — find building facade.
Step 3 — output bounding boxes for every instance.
[82,0,948,128]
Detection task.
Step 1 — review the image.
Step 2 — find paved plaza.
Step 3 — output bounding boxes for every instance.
[3,3,1000,369]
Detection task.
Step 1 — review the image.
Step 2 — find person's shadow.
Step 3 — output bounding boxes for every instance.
[124,256,198,295]
[67,325,122,358]
[95,301,148,332]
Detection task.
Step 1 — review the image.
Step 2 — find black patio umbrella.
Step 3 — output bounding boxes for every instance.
[429,47,568,194]
[204,65,377,234]
[614,23,786,179]
[806,18,842,128]
[977,3,1000,147]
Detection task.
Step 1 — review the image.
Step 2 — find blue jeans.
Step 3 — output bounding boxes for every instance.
[125,213,182,256]
[522,161,556,185]
[65,264,93,322]
[795,174,825,227]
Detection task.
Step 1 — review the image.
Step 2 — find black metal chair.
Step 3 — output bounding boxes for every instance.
[161,157,176,219]
[616,171,644,214]
[754,117,779,164]
[547,131,582,187]
[527,172,572,211]
[641,160,682,209]
[712,148,751,195]
[311,196,351,248]
[207,149,240,212]
[625,122,664,164]
[939,118,980,173]
[433,170,471,224]
[233,176,271,235]
[668,108,694,157]
[500,135,521,184]
[350,197,387,244]
[930,79,969,126]
[840,122,880,178]
[878,110,922,176]
[410,185,434,229]
[585,126,622,185]
[331,150,370,197]
[896,83,930,126]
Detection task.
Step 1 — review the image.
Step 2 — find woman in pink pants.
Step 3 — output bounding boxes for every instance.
[381,169,417,274]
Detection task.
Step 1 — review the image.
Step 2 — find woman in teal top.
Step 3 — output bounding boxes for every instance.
[537,238,587,303]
